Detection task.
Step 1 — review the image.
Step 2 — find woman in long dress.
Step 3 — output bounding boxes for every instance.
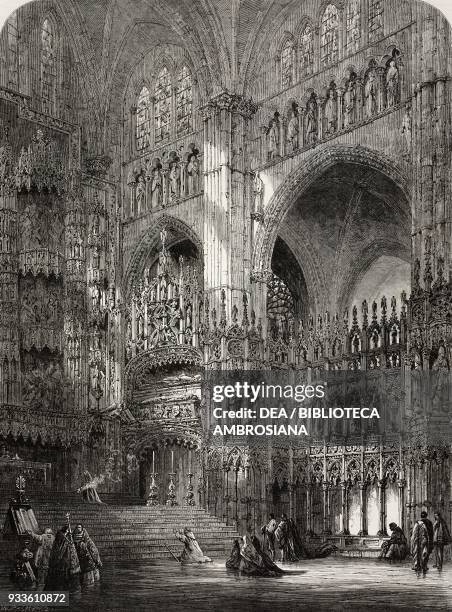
[72,523,102,586]
[175,527,212,563]
[236,535,283,577]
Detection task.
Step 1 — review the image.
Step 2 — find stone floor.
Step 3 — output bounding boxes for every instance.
[1,557,451,611]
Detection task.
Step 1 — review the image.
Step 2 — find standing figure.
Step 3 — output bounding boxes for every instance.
[365,71,376,117]
[261,513,277,560]
[305,95,318,144]
[26,528,55,586]
[324,84,337,134]
[411,512,431,574]
[175,527,212,563]
[187,153,200,195]
[266,114,280,160]
[150,160,162,209]
[286,107,299,152]
[344,79,356,127]
[77,470,105,505]
[386,59,399,107]
[433,511,451,570]
[252,172,264,218]
[401,105,412,152]
[45,524,81,591]
[168,158,180,202]
[274,513,290,563]
[135,174,146,214]
[72,524,102,586]
[11,539,36,587]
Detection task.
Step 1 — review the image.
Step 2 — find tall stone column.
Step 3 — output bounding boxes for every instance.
[201,93,257,319]
[377,478,388,537]
[0,128,20,406]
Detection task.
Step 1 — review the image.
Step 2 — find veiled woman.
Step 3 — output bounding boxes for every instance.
[77,470,105,505]
[72,523,102,585]
[237,535,283,577]
[175,527,212,564]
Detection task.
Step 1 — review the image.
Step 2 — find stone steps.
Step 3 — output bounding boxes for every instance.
[1,491,240,562]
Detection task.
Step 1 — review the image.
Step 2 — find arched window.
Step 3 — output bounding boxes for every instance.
[368,0,383,42]
[281,39,295,88]
[41,18,57,115]
[6,11,19,90]
[346,0,361,52]
[176,66,192,136]
[154,67,171,144]
[299,25,314,77]
[136,86,152,151]
[320,4,339,67]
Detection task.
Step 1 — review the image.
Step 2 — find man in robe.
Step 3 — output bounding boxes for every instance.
[420,511,434,566]
[229,535,283,577]
[45,524,81,591]
[77,470,105,505]
[379,522,408,561]
[11,538,36,587]
[175,527,212,563]
[274,514,290,562]
[72,523,102,585]
[433,511,451,570]
[26,527,55,586]
[411,515,430,574]
[261,513,277,560]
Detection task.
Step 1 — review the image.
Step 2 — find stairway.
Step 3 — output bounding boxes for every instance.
[0,492,240,562]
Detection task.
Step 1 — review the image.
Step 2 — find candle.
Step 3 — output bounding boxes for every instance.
[152,450,155,474]
[171,450,174,472]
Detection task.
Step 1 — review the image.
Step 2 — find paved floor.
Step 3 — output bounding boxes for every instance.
[1,557,451,611]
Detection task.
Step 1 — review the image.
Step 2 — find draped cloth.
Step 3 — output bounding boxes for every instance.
[73,527,102,585]
[45,529,80,591]
[379,526,408,561]
[411,520,429,573]
[235,535,284,577]
[175,530,212,563]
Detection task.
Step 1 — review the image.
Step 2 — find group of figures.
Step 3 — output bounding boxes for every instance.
[378,510,451,574]
[265,55,400,160]
[127,144,201,217]
[11,522,102,592]
[226,513,338,577]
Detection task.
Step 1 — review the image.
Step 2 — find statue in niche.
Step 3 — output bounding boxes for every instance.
[168,152,180,202]
[136,173,146,213]
[252,172,264,217]
[386,59,399,107]
[266,113,280,160]
[286,103,299,153]
[344,78,356,127]
[149,158,162,209]
[401,105,412,152]
[431,345,450,415]
[305,93,318,144]
[324,83,337,134]
[364,70,377,117]
[187,146,200,195]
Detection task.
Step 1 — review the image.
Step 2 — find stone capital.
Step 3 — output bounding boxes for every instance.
[201,91,258,120]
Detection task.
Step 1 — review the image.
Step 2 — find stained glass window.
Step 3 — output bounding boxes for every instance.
[299,25,314,77]
[136,86,152,151]
[7,11,19,90]
[281,39,295,88]
[41,18,57,115]
[369,0,383,42]
[176,66,192,136]
[320,4,339,67]
[154,67,171,143]
[346,0,361,52]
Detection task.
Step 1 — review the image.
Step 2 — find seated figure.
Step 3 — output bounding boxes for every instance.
[379,522,408,561]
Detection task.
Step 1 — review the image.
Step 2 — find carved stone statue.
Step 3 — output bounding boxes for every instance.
[305,94,317,144]
[168,157,180,202]
[266,113,280,160]
[401,105,412,152]
[344,79,356,127]
[286,105,299,153]
[252,172,264,217]
[364,70,376,117]
[149,159,162,209]
[136,174,146,212]
[187,151,200,195]
[386,60,399,107]
[324,84,337,134]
